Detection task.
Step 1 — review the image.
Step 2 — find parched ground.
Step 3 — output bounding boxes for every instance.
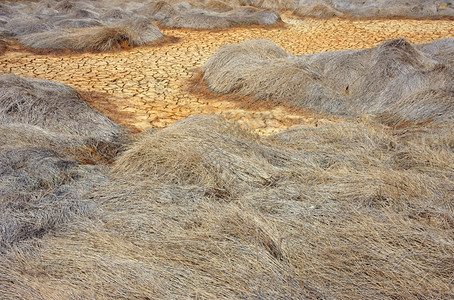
[1,13,453,134]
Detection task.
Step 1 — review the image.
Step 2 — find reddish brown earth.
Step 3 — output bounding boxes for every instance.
[1,14,453,134]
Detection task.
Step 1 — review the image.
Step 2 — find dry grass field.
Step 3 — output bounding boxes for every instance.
[1,1,454,299]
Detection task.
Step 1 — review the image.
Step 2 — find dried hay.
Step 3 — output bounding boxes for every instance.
[201,38,454,127]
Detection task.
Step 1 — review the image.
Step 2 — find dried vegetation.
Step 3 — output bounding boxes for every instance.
[202,38,454,128]
[294,0,454,19]
[1,0,452,51]
[0,0,453,298]
[0,0,283,51]
[1,109,453,298]
[0,71,453,298]
[0,74,126,254]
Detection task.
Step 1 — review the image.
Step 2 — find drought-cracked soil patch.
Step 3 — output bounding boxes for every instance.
[1,14,453,134]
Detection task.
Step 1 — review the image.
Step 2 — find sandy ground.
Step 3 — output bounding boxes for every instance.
[1,14,453,134]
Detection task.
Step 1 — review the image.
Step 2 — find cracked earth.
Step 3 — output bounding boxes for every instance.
[1,14,453,134]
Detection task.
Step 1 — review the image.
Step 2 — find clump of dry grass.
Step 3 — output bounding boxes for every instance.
[1,114,453,298]
[158,5,281,29]
[112,115,284,193]
[293,0,454,19]
[201,38,454,127]
[19,17,163,51]
[0,74,124,140]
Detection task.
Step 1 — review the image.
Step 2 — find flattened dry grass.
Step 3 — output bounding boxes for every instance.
[0,74,126,254]
[1,113,453,299]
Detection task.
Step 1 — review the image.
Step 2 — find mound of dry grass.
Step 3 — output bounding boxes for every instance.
[2,16,55,37]
[1,114,453,298]
[201,38,454,127]
[0,122,126,165]
[252,0,297,10]
[158,4,281,29]
[294,0,454,19]
[416,38,454,66]
[101,7,133,21]
[112,115,285,193]
[51,17,103,29]
[0,74,124,140]
[139,0,178,21]
[19,17,163,51]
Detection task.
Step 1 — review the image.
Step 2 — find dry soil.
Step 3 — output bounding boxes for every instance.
[1,13,453,134]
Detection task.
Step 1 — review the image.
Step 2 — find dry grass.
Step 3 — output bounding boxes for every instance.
[112,115,280,192]
[0,0,282,51]
[1,114,453,298]
[0,73,128,254]
[158,5,281,29]
[201,38,454,127]
[0,73,124,140]
[19,17,163,51]
[293,0,454,19]
[0,145,106,252]
[0,1,454,297]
